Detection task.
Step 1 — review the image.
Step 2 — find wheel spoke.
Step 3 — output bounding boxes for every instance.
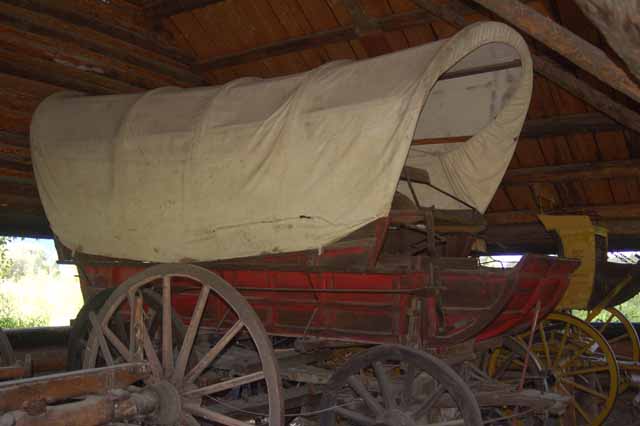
[373,361,394,409]
[559,365,610,377]
[103,323,134,362]
[173,285,210,382]
[140,317,163,378]
[185,402,253,426]
[607,334,629,345]
[347,375,384,417]
[181,413,201,426]
[572,398,594,424]
[493,351,516,380]
[88,312,114,366]
[560,377,608,400]
[538,322,552,367]
[402,363,415,409]
[412,384,444,420]
[185,320,244,383]
[598,312,615,335]
[552,323,570,369]
[162,275,173,375]
[184,371,265,398]
[334,407,376,426]
[561,340,599,369]
[113,313,128,344]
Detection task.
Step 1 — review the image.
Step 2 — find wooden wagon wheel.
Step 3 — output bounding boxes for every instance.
[68,287,187,370]
[319,344,483,426]
[584,306,640,393]
[484,336,550,425]
[83,263,284,426]
[518,312,619,426]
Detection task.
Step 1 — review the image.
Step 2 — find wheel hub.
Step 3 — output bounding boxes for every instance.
[146,380,182,425]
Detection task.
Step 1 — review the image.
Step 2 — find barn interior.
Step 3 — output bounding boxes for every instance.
[0,1,639,426]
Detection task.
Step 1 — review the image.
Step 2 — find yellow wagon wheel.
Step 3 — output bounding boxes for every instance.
[519,312,619,426]
[588,306,640,393]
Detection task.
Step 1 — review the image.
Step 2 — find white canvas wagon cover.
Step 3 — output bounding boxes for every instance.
[30,22,533,263]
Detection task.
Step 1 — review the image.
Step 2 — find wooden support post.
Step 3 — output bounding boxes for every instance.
[467,0,640,103]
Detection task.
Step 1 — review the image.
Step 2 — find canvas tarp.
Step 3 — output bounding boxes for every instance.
[30,22,533,263]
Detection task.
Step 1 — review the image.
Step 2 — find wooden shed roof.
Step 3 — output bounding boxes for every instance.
[1,0,639,253]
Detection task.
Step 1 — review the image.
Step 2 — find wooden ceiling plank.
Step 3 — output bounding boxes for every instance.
[1,0,193,64]
[0,143,30,165]
[267,0,328,69]
[146,0,225,19]
[0,5,206,86]
[237,0,308,75]
[466,0,640,104]
[0,130,28,147]
[200,1,274,78]
[0,46,137,94]
[194,7,439,71]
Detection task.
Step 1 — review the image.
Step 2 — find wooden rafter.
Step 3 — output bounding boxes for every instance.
[409,0,640,134]
[486,204,640,226]
[467,0,640,103]
[146,0,225,19]
[0,6,207,86]
[1,0,193,63]
[0,46,138,94]
[503,159,640,185]
[413,112,622,145]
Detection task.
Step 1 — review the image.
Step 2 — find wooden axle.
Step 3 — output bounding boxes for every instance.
[0,363,150,412]
[0,390,158,426]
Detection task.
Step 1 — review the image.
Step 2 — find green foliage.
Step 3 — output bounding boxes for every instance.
[0,293,48,328]
[0,237,13,280]
[0,238,51,328]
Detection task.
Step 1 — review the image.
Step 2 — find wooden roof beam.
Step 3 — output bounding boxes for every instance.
[409,0,640,134]
[1,0,193,64]
[413,112,622,145]
[0,46,139,94]
[0,6,207,86]
[503,158,640,185]
[486,203,640,226]
[146,0,225,19]
[466,0,640,104]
